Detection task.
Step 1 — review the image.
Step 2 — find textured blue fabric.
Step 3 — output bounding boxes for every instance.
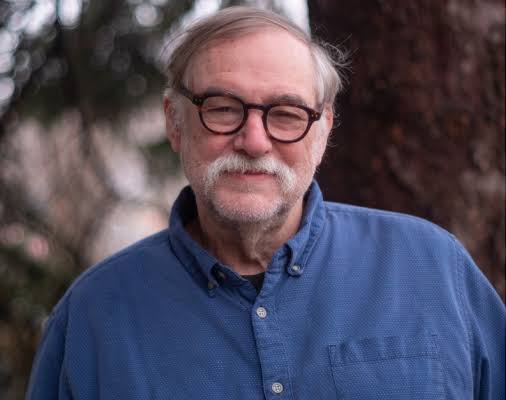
[26,182,505,399]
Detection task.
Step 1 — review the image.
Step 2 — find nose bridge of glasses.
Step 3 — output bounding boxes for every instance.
[243,103,270,133]
[244,102,269,117]
[236,103,273,154]
[241,102,269,127]
[246,102,268,111]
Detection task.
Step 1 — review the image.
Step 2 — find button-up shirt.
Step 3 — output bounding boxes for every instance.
[27,182,505,399]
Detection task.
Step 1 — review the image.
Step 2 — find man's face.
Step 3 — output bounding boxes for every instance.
[166,29,332,224]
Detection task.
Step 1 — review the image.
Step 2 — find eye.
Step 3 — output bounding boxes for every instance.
[202,96,243,115]
[269,106,307,121]
[206,106,240,114]
[271,111,303,120]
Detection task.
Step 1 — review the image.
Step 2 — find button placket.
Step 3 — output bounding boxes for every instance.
[252,299,293,399]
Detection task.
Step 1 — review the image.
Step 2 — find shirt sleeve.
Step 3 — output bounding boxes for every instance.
[26,307,72,400]
[455,239,506,400]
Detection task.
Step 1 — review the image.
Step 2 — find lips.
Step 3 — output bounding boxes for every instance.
[243,170,271,175]
[229,169,274,174]
[224,170,274,179]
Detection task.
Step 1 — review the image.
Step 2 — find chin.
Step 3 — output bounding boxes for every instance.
[209,193,287,224]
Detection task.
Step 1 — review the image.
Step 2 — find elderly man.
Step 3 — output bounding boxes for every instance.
[27,7,504,400]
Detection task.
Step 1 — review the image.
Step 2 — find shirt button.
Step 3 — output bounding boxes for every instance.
[290,264,301,273]
[217,271,226,281]
[271,382,284,394]
[256,306,267,319]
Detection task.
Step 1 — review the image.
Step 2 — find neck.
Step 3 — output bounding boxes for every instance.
[187,199,303,276]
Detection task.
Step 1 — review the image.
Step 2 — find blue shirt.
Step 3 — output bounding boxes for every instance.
[27,182,505,399]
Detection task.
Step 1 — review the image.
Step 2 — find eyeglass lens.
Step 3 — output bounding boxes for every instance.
[200,96,310,141]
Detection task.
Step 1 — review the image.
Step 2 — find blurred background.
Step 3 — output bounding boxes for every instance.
[0,0,504,398]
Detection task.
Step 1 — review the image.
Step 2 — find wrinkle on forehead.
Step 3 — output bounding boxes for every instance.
[184,29,317,106]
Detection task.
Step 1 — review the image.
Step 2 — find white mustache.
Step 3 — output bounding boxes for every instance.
[204,153,296,193]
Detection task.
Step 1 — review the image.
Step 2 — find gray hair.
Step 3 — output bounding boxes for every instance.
[164,6,348,108]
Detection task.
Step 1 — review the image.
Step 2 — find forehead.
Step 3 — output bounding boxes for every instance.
[186,29,316,104]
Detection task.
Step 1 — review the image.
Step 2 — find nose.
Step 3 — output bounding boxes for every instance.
[232,109,272,157]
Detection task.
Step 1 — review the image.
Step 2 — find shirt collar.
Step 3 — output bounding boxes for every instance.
[282,180,326,275]
[168,187,219,287]
[167,181,326,286]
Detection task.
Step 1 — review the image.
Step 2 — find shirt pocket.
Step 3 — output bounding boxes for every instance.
[328,334,445,400]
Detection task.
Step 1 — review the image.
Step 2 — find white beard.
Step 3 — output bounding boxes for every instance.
[202,153,299,224]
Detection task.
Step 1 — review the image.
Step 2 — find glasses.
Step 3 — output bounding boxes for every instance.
[178,86,322,143]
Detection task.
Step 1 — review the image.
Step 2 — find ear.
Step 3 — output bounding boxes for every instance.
[322,104,334,136]
[164,96,181,153]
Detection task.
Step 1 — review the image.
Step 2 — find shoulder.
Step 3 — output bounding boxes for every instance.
[75,229,171,287]
[317,200,465,287]
[322,200,455,244]
[49,229,174,318]
[317,201,502,312]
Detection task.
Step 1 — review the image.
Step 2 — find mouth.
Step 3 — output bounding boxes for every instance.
[224,170,275,179]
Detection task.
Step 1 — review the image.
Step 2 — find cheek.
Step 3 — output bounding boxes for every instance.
[180,127,233,169]
[277,146,312,176]
[179,113,208,158]
[309,127,328,165]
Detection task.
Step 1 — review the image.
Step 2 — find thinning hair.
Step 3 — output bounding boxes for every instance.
[164,6,348,108]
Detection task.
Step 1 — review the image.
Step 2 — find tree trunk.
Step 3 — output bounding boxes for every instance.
[308,0,505,298]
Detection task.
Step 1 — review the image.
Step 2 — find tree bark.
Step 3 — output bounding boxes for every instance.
[308,0,505,298]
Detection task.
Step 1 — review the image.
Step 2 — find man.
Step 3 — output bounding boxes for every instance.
[27,7,504,400]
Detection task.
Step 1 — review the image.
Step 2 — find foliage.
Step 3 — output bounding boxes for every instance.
[0,1,195,398]
[0,0,194,125]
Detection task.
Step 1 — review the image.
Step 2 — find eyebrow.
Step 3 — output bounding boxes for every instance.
[201,86,310,107]
[201,86,235,97]
[265,93,309,107]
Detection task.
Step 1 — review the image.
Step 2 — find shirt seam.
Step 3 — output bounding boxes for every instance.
[270,301,296,399]
[330,353,441,365]
[453,236,474,394]
[32,310,67,370]
[431,332,448,400]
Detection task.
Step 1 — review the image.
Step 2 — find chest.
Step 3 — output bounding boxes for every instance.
[63,261,469,400]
